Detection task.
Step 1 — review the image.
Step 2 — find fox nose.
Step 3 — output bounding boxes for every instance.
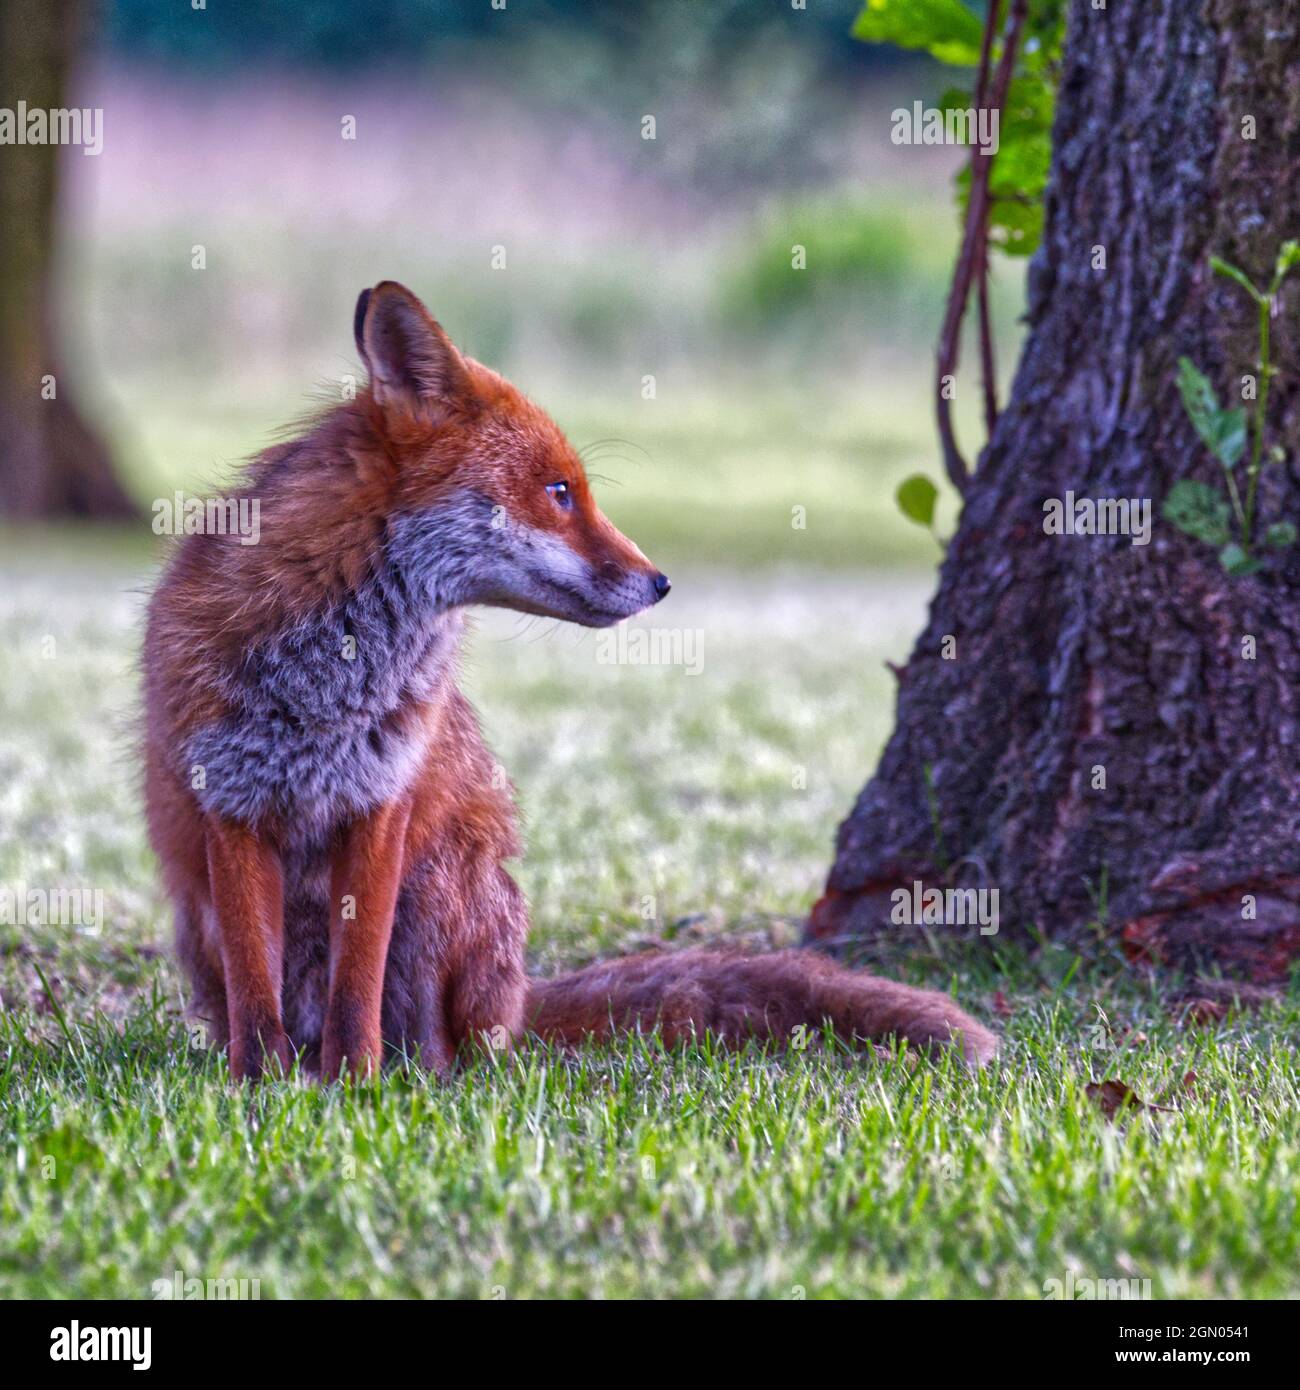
[652,572,672,601]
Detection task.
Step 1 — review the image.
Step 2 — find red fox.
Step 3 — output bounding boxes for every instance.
[143,281,996,1080]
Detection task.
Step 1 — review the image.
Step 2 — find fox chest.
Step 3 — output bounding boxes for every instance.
[183,594,460,833]
[186,702,430,835]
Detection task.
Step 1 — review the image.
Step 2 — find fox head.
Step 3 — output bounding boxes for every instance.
[352,280,670,628]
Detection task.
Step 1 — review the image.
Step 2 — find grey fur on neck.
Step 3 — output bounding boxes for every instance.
[185,509,469,833]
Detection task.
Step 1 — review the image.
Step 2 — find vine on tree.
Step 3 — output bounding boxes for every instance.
[854,0,1065,524]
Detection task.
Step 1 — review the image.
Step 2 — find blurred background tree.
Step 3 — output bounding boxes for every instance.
[0,0,135,516]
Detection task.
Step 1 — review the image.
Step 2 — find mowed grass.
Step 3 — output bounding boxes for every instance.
[1,546,1298,1299]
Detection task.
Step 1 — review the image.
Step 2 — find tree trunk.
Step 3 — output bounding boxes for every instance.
[0,0,135,518]
[809,0,1300,984]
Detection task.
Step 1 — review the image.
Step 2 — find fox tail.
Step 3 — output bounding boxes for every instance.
[524,947,997,1066]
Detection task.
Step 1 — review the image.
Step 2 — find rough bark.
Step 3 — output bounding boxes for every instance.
[810,0,1300,983]
[0,0,135,518]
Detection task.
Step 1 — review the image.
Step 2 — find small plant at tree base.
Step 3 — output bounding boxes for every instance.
[1163,241,1300,575]
[921,760,949,871]
[1083,864,1110,942]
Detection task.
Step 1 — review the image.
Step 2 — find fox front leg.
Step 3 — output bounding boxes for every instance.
[321,799,412,1080]
[204,817,293,1080]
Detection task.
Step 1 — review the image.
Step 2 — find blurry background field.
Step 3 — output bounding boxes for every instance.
[57,0,1026,569]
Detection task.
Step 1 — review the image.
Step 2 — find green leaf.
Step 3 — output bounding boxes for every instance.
[937,85,974,115]
[896,474,939,528]
[1022,3,1067,66]
[986,199,1044,257]
[1269,239,1300,296]
[1162,480,1231,546]
[953,75,1054,256]
[1266,521,1297,548]
[1176,357,1246,467]
[1210,409,1245,468]
[1210,255,1263,302]
[1219,542,1262,576]
[859,5,1061,262]
[852,0,985,67]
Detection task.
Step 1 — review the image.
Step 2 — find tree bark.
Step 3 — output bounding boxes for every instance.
[810,0,1300,984]
[0,0,135,518]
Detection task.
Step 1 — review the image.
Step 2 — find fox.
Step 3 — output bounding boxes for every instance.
[142,280,997,1081]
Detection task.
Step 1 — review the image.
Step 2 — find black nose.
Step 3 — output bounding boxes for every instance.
[653,572,672,600]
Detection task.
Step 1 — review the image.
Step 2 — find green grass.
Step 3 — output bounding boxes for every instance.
[6,989,1297,1300]
[1,549,1297,1299]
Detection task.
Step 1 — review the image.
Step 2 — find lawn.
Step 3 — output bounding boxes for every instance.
[1,541,1296,1299]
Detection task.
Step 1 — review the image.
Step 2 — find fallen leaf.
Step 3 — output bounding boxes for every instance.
[1086,1079,1175,1119]
[992,990,1014,1018]
[1178,997,1227,1026]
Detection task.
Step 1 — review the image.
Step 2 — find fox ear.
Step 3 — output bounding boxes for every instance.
[355,281,473,418]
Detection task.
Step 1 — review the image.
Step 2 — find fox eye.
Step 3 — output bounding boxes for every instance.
[545,481,573,510]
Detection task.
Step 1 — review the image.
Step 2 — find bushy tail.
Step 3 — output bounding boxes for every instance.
[525,948,997,1066]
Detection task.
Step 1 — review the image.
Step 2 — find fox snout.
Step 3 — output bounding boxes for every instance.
[576,561,671,627]
[556,518,671,626]
[632,567,673,607]
[510,526,670,628]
